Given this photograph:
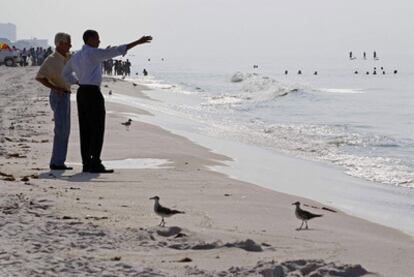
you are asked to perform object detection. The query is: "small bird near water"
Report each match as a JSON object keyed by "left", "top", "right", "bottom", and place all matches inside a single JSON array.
[
  {"left": 292, "top": 201, "right": 322, "bottom": 230},
  {"left": 121, "top": 119, "right": 132, "bottom": 126},
  {"left": 149, "top": 196, "right": 185, "bottom": 227}
]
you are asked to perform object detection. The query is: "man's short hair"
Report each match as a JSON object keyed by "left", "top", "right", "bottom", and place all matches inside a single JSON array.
[
  {"left": 54, "top": 32, "right": 71, "bottom": 47},
  {"left": 83, "top": 30, "right": 99, "bottom": 44}
]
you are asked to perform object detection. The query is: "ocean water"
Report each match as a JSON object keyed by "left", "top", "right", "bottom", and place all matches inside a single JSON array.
[
  {"left": 127, "top": 53, "right": 414, "bottom": 189},
  {"left": 102, "top": 52, "right": 414, "bottom": 234}
]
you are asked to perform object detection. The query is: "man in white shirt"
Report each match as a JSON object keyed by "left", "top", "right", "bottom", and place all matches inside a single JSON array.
[
  {"left": 63, "top": 30, "right": 152, "bottom": 173},
  {"left": 36, "top": 32, "right": 77, "bottom": 170}
]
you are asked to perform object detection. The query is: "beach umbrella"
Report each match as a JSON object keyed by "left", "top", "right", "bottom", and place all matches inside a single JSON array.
[{"left": 0, "top": 42, "right": 12, "bottom": 50}]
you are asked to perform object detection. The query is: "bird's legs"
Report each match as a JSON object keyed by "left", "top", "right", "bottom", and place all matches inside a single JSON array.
[
  {"left": 159, "top": 217, "right": 166, "bottom": 227},
  {"left": 296, "top": 221, "right": 304, "bottom": 231},
  {"left": 305, "top": 220, "right": 309, "bottom": 229}
]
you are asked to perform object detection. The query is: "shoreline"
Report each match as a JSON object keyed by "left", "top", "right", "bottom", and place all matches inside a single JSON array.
[
  {"left": 1, "top": 67, "right": 413, "bottom": 276},
  {"left": 106, "top": 75, "right": 414, "bottom": 237}
]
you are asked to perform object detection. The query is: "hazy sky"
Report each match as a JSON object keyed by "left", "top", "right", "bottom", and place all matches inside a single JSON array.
[{"left": 1, "top": 0, "right": 413, "bottom": 59}]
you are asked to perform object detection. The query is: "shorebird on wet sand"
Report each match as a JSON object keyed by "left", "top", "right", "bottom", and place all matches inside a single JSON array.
[
  {"left": 121, "top": 119, "right": 132, "bottom": 126},
  {"left": 292, "top": 201, "right": 322, "bottom": 231},
  {"left": 149, "top": 196, "right": 185, "bottom": 227}
]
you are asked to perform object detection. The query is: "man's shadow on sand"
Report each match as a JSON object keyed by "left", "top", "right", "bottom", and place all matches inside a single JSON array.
[
  {"left": 39, "top": 170, "right": 104, "bottom": 183},
  {"left": 39, "top": 169, "right": 135, "bottom": 183}
]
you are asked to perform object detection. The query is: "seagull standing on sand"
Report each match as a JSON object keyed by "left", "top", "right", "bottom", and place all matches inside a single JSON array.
[
  {"left": 149, "top": 196, "right": 185, "bottom": 227},
  {"left": 121, "top": 119, "right": 132, "bottom": 126},
  {"left": 292, "top": 201, "right": 322, "bottom": 230}
]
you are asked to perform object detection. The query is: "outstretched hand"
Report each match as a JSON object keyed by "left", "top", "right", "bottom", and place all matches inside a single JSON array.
[
  {"left": 138, "top": 36, "right": 153, "bottom": 44},
  {"left": 126, "top": 36, "right": 153, "bottom": 50}
]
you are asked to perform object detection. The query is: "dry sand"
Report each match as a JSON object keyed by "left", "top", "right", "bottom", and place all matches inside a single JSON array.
[{"left": 0, "top": 67, "right": 413, "bottom": 276}]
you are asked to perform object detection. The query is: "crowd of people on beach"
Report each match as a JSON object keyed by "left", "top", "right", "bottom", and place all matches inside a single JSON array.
[
  {"left": 2, "top": 44, "right": 139, "bottom": 77},
  {"left": 2, "top": 44, "right": 143, "bottom": 78},
  {"left": 26, "top": 47, "right": 53, "bottom": 66},
  {"left": 102, "top": 59, "right": 132, "bottom": 76},
  {"left": 6, "top": 46, "right": 53, "bottom": 66}
]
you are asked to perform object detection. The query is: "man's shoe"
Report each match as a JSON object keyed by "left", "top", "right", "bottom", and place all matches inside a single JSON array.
[
  {"left": 50, "top": 164, "right": 73, "bottom": 170},
  {"left": 89, "top": 164, "right": 114, "bottom": 174},
  {"left": 82, "top": 166, "right": 90, "bottom": 173}
]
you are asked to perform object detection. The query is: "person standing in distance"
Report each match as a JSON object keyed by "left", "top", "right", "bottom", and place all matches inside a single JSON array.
[
  {"left": 36, "top": 32, "right": 77, "bottom": 171},
  {"left": 63, "top": 30, "right": 152, "bottom": 173}
]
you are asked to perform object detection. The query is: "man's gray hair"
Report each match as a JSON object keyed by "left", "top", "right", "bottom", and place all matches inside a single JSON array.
[{"left": 54, "top": 32, "right": 71, "bottom": 47}]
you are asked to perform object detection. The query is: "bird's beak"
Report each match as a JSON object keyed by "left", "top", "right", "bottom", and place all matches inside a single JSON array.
[{"left": 149, "top": 197, "right": 154, "bottom": 200}]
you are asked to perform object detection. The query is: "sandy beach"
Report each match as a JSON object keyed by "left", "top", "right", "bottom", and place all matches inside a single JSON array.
[{"left": 1, "top": 66, "right": 413, "bottom": 276}]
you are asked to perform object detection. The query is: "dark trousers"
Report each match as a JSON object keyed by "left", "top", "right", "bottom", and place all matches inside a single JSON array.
[{"left": 77, "top": 85, "right": 105, "bottom": 169}]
